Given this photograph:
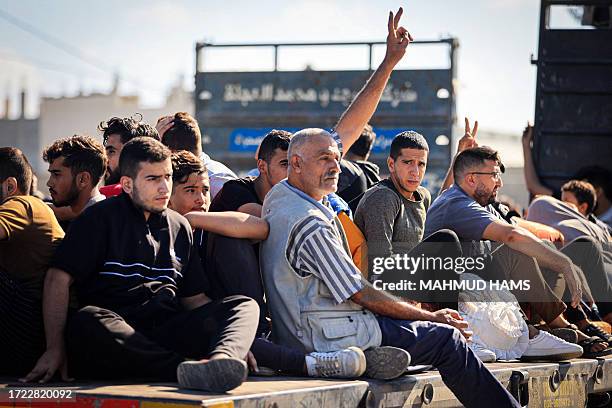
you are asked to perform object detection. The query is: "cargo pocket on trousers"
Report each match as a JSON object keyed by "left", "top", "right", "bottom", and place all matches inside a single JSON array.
[{"left": 307, "top": 315, "right": 359, "bottom": 352}]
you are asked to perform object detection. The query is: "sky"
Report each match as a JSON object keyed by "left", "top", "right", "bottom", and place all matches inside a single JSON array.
[{"left": 0, "top": 0, "right": 580, "bottom": 134}]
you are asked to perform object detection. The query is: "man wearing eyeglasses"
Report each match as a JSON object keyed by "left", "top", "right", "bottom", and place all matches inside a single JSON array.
[{"left": 425, "top": 125, "right": 609, "bottom": 359}]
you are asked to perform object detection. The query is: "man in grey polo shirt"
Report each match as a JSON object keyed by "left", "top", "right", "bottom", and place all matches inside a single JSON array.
[{"left": 425, "top": 144, "right": 608, "bottom": 358}]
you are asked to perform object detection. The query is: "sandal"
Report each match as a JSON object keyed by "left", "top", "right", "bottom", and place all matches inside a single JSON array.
[
  {"left": 582, "top": 323, "right": 612, "bottom": 344},
  {"left": 578, "top": 337, "right": 612, "bottom": 358}
]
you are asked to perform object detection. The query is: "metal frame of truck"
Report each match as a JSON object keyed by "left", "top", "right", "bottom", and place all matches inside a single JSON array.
[
  {"left": 532, "top": 0, "right": 612, "bottom": 192},
  {"left": 194, "top": 39, "right": 458, "bottom": 188}
]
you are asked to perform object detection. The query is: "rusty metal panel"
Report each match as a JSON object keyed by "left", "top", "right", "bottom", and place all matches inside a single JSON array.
[{"left": 201, "top": 382, "right": 368, "bottom": 408}]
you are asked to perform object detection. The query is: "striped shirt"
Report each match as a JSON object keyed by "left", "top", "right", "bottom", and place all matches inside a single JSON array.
[
  {"left": 331, "top": 131, "right": 343, "bottom": 157},
  {"left": 282, "top": 181, "right": 363, "bottom": 304}
]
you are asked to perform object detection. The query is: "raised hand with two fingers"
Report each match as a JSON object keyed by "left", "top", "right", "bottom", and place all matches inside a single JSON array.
[
  {"left": 383, "top": 7, "right": 413, "bottom": 67},
  {"left": 458, "top": 117, "right": 479, "bottom": 153}
]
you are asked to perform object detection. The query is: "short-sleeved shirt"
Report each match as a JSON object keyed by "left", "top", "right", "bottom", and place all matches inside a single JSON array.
[
  {"left": 209, "top": 177, "right": 260, "bottom": 212},
  {"left": 353, "top": 160, "right": 381, "bottom": 188},
  {"left": 526, "top": 196, "right": 612, "bottom": 244},
  {"left": 337, "top": 160, "right": 368, "bottom": 213},
  {"left": 283, "top": 181, "right": 363, "bottom": 304},
  {"left": 51, "top": 193, "right": 208, "bottom": 311},
  {"left": 0, "top": 195, "right": 64, "bottom": 298},
  {"left": 200, "top": 152, "right": 238, "bottom": 199},
  {"left": 425, "top": 184, "right": 510, "bottom": 258},
  {"left": 355, "top": 181, "right": 430, "bottom": 257},
  {"left": 591, "top": 214, "right": 612, "bottom": 235}
]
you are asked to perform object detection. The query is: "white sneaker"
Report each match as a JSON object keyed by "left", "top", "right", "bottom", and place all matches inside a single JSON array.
[
  {"left": 522, "top": 330, "right": 583, "bottom": 361},
  {"left": 305, "top": 346, "right": 366, "bottom": 378},
  {"left": 470, "top": 343, "right": 497, "bottom": 363}
]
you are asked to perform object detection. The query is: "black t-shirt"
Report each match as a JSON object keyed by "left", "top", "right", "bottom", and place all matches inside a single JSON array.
[
  {"left": 51, "top": 193, "right": 208, "bottom": 311},
  {"left": 338, "top": 159, "right": 369, "bottom": 214},
  {"left": 354, "top": 160, "right": 381, "bottom": 189},
  {"left": 207, "top": 177, "right": 262, "bottom": 267},
  {"left": 194, "top": 228, "right": 208, "bottom": 268},
  {"left": 209, "top": 177, "right": 261, "bottom": 212}
]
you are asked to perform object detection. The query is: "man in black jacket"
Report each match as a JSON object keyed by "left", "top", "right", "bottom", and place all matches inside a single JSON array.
[{"left": 23, "top": 138, "right": 258, "bottom": 393}]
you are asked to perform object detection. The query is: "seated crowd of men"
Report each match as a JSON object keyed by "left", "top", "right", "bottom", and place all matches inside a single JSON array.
[{"left": 2, "top": 8, "right": 612, "bottom": 408}]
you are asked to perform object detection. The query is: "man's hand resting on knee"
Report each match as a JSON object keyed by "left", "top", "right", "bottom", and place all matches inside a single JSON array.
[
  {"left": 431, "top": 309, "right": 472, "bottom": 341},
  {"left": 351, "top": 285, "right": 473, "bottom": 340}
]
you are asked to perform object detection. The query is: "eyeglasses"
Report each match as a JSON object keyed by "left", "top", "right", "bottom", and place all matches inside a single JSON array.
[{"left": 469, "top": 171, "right": 503, "bottom": 181}]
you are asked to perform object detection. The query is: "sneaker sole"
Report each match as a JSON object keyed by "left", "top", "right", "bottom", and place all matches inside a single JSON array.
[
  {"left": 177, "top": 358, "right": 247, "bottom": 393},
  {"left": 364, "top": 346, "right": 411, "bottom": 380},
  {"left": 521, "top": 350, "right": 583, "bottom": 362}
]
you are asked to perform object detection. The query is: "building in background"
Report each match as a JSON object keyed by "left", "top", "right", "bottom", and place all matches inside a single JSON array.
[
  {"left": 38, "top": 79, "right": 193, "bottom": 174},
  {"left": 0, "top": 78, "right": 193, "bottom": 182},
  {"left": 0, "top": 89, "right": 40, "bottom": 176}
]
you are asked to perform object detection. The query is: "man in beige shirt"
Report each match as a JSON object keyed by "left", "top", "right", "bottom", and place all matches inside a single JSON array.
[{"left": 0, "top": 147, "right": 64, "bottom": 376}]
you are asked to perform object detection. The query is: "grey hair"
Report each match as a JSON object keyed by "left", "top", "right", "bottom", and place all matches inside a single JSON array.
[{"left": 287, "top": 128, "right": 333, "bottom": 159}]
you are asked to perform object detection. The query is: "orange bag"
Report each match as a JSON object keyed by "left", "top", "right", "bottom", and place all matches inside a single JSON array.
[{"left": 337, "top": 211, "right": 369, "bottom": 279}]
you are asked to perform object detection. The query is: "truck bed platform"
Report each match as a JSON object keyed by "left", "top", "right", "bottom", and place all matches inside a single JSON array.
[{"left": 3, "top": 356, "right": 612, "bottom": 407}]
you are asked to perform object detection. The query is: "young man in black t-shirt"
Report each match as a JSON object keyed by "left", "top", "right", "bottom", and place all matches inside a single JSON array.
[
  {"left": 210, "top": 130, "right": 290, "bottom": 216},
  {"left": 23, "top": 138, "right": 259, "bottom": 393}
]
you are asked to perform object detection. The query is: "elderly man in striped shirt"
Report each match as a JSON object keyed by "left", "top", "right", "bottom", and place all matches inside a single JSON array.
[{"left": 260, "top": 129, "right": 520, "bottom": 408}]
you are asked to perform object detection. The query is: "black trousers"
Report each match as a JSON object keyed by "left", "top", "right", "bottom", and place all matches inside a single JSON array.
[
  {"left": 378, "top": 317, "right": 520, "bottom": 407},
  {"left": 206, "top": 234, "right": 306, "bottom": 374},
  {"left": 0, "top": 270, "right": 45, "bottom": 377},
  {"left": 65, "top": 295, "right": 258, "bottom": 381},
  {"left": 206, "top": 234, "right": 269, "bottom": 334}
]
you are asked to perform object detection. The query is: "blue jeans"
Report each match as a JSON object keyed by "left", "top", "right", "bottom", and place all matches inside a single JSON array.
[{"left": 377, "top": 316, "right": 520, "bottom": 408}]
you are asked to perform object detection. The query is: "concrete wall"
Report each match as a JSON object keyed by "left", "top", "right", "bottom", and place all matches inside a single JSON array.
[{"left": 0, "top": 118, "right": 41, "bottom": 174}]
